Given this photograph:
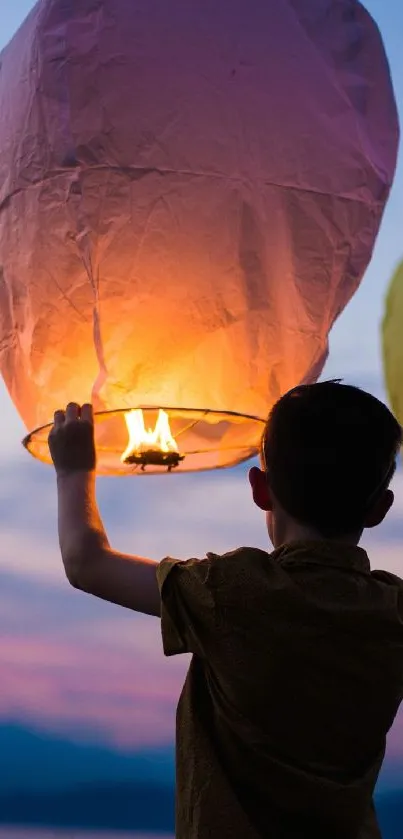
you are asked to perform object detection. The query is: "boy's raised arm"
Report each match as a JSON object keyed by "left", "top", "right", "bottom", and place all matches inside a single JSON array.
[{"left": 49, "top": 403, "right": 161, "bottom": 617}]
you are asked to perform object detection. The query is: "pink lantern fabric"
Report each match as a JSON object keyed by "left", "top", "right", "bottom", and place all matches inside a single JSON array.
[{"left": 0, "top": 0, "right": 399, "bottom": 473}]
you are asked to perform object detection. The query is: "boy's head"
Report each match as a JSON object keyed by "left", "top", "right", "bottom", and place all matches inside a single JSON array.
[{"left": 249, "top": 380, "right": 402, "bottom": 547}]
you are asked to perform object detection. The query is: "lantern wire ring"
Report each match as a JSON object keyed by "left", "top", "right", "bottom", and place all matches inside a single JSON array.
[{"left": 22, "top": 406, "right": 266, "bottom": 473}]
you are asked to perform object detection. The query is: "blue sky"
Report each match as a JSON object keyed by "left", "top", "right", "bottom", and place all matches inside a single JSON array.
[{"left": 0, "top": 0, "right": 402, "bottom": 797}]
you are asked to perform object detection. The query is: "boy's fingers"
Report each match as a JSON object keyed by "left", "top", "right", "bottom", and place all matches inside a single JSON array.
[
  {"left": 53, "top": 409, "right": 65, "bottom": 428},
  {"left": 65, "top": 402, "right": 80, "bottom": 423},
  {"left": 80, "top": 403, "right": 94, "bottom": 424},
  {"left": 248, "top": 466, "right": 260, "bottom": 485}
]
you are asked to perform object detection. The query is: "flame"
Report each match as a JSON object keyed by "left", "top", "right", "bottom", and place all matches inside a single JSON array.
[{"left": 121, "top": 408, "right": 178, "bottom": 462}]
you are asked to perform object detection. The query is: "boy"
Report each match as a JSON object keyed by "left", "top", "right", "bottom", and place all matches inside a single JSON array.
[{"left": 49, "top": 381, "right": 403, "bottom": 839}]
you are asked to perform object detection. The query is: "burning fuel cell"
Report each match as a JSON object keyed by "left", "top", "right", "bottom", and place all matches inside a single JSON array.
[{"left": 121, "top": 409, "right": 184, "bottom": 471}]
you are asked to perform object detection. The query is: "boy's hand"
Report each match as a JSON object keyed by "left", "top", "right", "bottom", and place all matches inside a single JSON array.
[{"left": 48, "top": 402, "right": 96, "bottom": 475}]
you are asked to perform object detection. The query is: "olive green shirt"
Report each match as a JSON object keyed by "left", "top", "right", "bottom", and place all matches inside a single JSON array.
[{"left": 157, "top": 542, "right": 403, "bottom": 838}]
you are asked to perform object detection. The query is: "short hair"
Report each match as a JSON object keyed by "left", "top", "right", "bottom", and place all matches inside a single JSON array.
[{"left": 262, "top": 380, "right": 402, "bottom": 538}]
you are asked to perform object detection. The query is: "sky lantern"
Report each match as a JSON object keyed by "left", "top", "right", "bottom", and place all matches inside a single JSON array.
[
  {"left": 0, "top": 0, "right": 398, "bottom": 476},
  {"left": 382, "top": 261, "right": 403, "bottom": 428}
]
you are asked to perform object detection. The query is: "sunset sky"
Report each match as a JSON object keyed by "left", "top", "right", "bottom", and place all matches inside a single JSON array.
[{"left": 0, "top": 0, "right": 402, "bottom": 800}]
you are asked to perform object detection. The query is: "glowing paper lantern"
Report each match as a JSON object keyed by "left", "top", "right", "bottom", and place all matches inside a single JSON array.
[
  {"left": 382, "top": 261, "right": 403, "bottom": 427},
  {"left": 0, "top": 0, "right": 398, "bottom": 475}
]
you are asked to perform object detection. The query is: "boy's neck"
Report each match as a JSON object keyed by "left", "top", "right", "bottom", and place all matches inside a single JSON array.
[{"left": 275, "top": 519, "right": 361, "bottom": 549}]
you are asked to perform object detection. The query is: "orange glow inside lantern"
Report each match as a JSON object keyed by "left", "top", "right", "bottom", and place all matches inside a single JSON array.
[{"left": 22, "top": 406, "right": 265, "bottom": 476}]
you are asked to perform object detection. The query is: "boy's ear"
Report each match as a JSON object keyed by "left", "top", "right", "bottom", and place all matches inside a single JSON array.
[
  {"left": 249, "top": 466, "right": 273, "bottom": 512},
  {"left": 364, "top": 489, "right": 394, "bottom": 529}
]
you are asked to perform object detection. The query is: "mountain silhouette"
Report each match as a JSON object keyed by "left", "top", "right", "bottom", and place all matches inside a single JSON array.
[
  {"left": 0, "top": 722, "right": 174, "bottom": 791},
  {"left": 0, "top": 722, "right": 401, "bottom": 836},
  {"left": 0, "top": 781, "right": 175, "bottom": 832}
]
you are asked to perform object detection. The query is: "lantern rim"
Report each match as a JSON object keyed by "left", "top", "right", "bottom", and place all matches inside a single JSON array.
[{"left": 22, "top": 405, "right": 266, "bottom": 476}]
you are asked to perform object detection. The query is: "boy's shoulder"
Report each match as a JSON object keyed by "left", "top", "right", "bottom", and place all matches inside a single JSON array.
[
  {"left": 370, "top": 566, "right": 403, "bottom": 589},
  {"left": 203, "top": 546, "right": 285, "bottom": 589},
  {"left": 207, "top": 546, "right": 271, "bottom": 563},
  {"left": 206, "top": 546, "right": 275, "bottom": 575}
]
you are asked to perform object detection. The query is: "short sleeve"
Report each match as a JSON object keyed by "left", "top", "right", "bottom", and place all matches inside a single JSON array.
[{"left": 156, "top": 554, "right": 218, "bottom": 657}]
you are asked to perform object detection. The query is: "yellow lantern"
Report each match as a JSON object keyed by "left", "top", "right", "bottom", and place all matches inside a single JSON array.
[
  {"left": 0, "top": 0, "right": 398, "bottom": 475},
  {"left": 382, "top": 261, "right": 403, "bottom": 427}
]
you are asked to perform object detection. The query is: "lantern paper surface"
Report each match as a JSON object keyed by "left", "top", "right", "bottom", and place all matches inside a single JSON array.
[
  {"left": 383, "top": 261, "right": 403, "bottom": 427},
  {"left": 0, "top": 0, "right": 399, "bottom": 473}
]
